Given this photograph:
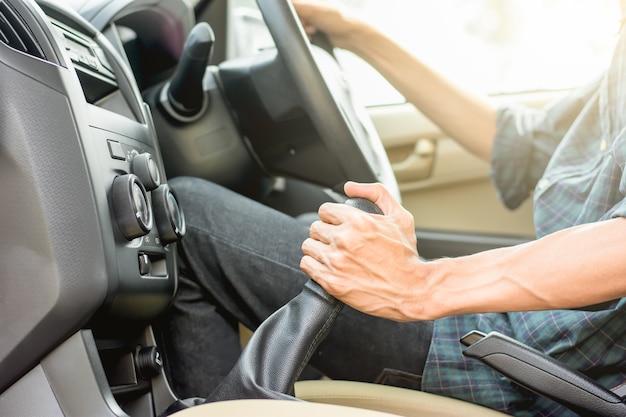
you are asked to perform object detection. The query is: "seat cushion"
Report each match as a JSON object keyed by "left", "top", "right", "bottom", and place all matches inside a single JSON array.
[
  {"left": 295, "top": 380, "right": 510, "bottom": 416},
  {"left": 170, "top": 399, "right": 401, "bottom": 416}
]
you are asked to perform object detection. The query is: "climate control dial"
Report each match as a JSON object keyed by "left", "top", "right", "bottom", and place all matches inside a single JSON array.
[
  {"left": 151, "top": 184, "right": 186, "bottom": 245},
  {"left": 132, "top": 153, "right": 161, "bottom": 191},
  {"left": 111, "top": 174, "right": 153, "bottom": 240}
]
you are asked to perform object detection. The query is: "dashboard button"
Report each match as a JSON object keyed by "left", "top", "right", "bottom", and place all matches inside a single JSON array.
[
  {"left": 138, "top": 253, "right": 151, "bottom": 275},
  {"left": 107, "top": 139, "right": 126, "bottom": 160}
]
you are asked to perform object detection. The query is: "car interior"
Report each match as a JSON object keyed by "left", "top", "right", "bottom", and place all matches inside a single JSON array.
[{"left": 1, "top": 0, "right": 625, "bottom": 416}]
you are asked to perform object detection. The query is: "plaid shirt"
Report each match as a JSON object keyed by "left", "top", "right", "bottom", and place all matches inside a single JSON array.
[{"left": 421, "top": 27, "right": 626, "bottom": 416}]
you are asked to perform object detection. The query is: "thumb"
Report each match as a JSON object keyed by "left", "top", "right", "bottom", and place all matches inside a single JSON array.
[{"left": 343, "top": 182, "right": 401, "bottom": 216}]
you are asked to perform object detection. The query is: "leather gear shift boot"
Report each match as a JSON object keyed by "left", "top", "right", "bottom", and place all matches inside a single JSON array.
[{"left": 205, "top": 279, "right": 343, "bottom": 402}]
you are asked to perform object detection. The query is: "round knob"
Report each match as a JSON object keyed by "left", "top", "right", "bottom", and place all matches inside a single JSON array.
[
  {"left": 131, "top": 153, "right": 160, "bottom": 191},
  {"left": 134, "top": 346, "right": 163, "bottom": 380},
  {"left": 151, "top": 184, "right": 186, "bottom": 245},
  {"left": 111, "top": 174, "right": 153, "bottom": 240},
  {"left": 345, "top": 197, "right": 383, "bottom": 215}
]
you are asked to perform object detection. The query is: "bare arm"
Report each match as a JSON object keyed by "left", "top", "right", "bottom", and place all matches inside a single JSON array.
[
  {"left": 292, "top": 0, "right": 497, "bottom": 160},
  {"left": 426, "top": 218, "right": 625, "bottom": 318},
  {"left": 300, "top": 182, "right": 626, "bottom": 321}
]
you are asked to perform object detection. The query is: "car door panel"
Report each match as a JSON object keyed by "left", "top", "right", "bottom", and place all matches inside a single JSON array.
[{"left": 369, "top": 91, "right": 567, "bottom": 241}]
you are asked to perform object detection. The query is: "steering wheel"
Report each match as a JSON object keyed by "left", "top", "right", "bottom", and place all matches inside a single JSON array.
[{"left": 254, "top": 0, "right": 400, "bottom": 200}]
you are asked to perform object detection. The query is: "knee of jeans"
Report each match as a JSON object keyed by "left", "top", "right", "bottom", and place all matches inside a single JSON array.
[
  {"left": 168, "top": 176, "right": 211, "bottom": 196},
  {"left": 168, "top": 177, "right": 228, "bottom": 221}
]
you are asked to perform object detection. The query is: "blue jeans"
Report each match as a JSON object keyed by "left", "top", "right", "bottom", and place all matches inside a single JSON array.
[{"left": 158, "top": 177, "right": 433, "bottom": 399}]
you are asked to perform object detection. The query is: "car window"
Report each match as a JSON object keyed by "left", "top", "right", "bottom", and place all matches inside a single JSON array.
[{"left": 227, "top": 0, "right": 621, "bottom": 106}]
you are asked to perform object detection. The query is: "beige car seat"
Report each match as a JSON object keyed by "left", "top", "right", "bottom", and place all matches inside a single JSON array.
[
  {"left": 171, "top": 380, "right": 509, "bottom": 417},
  {"left": 171, "top": 398, "right": 400, "bottom": 416},
  {"left": 295, "top": 380, "right": 509, "bottom": 416}
]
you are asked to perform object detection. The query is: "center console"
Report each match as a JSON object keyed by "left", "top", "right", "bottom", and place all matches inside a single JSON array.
[
  {"left": 0, "top": 0, "right": 187, "bottom": 415},
  {"left": 42, "top": 2, "right": 185, "bottom": 320}
]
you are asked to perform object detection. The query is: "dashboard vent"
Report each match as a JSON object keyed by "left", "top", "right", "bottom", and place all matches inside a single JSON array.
[{"left": 0, "top": 0, "right": 45, "bottom": 59}]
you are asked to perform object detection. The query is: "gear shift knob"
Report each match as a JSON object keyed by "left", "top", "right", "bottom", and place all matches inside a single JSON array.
[
  {"left": 345, "top": 197, "right": 383, "bottom": 215},
  {"left": 166, "top": 22, "right": 214, "bottom": 118}
]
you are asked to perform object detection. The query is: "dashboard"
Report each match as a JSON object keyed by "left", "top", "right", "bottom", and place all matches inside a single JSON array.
[{"left": 0, "top": 0, "right": 193, "bottom": 414}]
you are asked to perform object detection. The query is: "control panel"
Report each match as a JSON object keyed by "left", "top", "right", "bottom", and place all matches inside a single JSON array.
[
  {"left": 83, "top": 114, "right": 185, "bottom": 319},
  {"left": 33, "top": 0, "right": 186, "bottom": 321},
  {"left": 107, "top": 141, "right": 185, "bottom": 245}
]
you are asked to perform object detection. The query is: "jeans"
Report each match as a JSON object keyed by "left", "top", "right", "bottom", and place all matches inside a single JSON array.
[{"left": 157, "top": 177, "right": 433, "bottom": 399}]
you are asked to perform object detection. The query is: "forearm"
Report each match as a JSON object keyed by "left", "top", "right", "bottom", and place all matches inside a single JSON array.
[
  {"left": 342, "top": 22, "right": 497, "bottom": 161},
  {"left": 417, "top": 218, "right": 626, "bottom": 320}
]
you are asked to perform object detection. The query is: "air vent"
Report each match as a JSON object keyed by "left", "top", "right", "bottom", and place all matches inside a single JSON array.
[{"left": 0, "top": 0, "right": 45, "bottom": 59}]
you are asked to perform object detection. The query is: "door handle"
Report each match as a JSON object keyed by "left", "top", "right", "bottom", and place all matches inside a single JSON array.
[{"left": 391, "top": 138, "right": 435, "bottom": 182}]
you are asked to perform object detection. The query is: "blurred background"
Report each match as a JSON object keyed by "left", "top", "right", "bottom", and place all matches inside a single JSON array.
[{"left": 227, "top": 0, "right": 620, "bottom": 105}]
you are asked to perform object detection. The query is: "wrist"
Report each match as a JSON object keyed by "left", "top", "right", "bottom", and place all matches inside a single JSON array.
[
  {"left": 335, "top": 16, "right": 380, "bottom": 52},
  {"left": 401, "top": 257, "right": 445, "bottom": 321},
  {"left": 406, "top": 256, "right": 481, "bottom": 321},
  {"left": 417, "top": 248, "right": 519, "bottom": 320}
]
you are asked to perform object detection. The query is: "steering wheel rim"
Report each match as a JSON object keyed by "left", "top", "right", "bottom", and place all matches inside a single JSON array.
[{"left": 255, "top": 0, "right": 400, "bottom": 201}]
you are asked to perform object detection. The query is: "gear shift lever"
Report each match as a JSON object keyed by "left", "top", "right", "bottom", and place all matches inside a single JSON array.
[
  {"left": 204, "top": 198, "right": 383, "bottom": 402},
  {"left": 162, "top": 22, "right": 214, "bottom": 120}
]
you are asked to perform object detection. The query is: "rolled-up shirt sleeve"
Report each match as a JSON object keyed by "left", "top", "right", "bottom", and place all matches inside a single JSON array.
[
  {"left": 489, "top": 78, "right": 601, "bottom": 210},
  {"left": 607, "top": 129, "right": 626, "bottom": 220}
]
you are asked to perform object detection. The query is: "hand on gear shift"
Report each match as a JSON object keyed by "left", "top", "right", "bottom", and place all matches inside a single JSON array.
[{"left": 204, "top": 198, "right": 383, "bottom": 403}]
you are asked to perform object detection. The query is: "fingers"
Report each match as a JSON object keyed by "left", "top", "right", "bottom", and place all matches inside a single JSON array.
[
  {"left": 343, "top": 182, "right": 398, "bottom": 214},
  {"left": 291, "top": 0, "right": 352, "bottom": 49},
  {"left": 313, "top": 183, "right": 396, "bottom": 228},
  {"left": 306, "top": 218, "right": 353, "bottom": 253},
  {"left": 343, "top": 182, "right": 415, "bottom": 233},
  {"left": 302, "top": 220, "right": 345, "bottom": 280},
  {"left": 300, "top": 238, "right": 340, "bottom": 293},
  {"left": 308, "top": 219, "right": 333, "bottom": 243},
  {"left": 316, "top": 201, "right": 354, "bottom": 225},
  {"left": 301, "top": 236, "right": 325, "bottom": 261},
  {"left": 291, "top": 0, "right": 323, "bottom": 24},
  {"left": 300, "top": 237, "right": 334, "bottom": 284},
  {"left": 302, "top": 24, "right": 318, "bottom": 36},
  {"left": 291, "top": 0, "right": 317, "bottom": 36},
  {"left": 299, "top": 254, "right": 317, "bottom": 279},
  {"left": 299, "top": 252, "right": 327, "bottom": 287}
]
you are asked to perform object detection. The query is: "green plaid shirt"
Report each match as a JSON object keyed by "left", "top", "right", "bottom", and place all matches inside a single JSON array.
[{"left": 421, "top": 28, "right": 626, "bottom": 416}]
